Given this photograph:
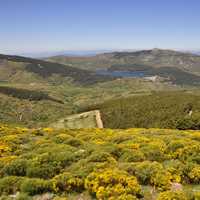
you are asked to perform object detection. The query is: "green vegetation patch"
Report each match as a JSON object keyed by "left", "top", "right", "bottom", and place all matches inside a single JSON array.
[
  {"left": 0, "top": 86, "right": 63, "bottom": 103},
  {"left": 83, "top": 91, "right": 200, "bottom": 129}
]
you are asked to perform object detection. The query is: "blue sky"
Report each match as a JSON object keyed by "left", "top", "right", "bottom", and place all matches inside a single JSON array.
[{"left": 0, "top": 0, "right": 200, "bottom": 54}]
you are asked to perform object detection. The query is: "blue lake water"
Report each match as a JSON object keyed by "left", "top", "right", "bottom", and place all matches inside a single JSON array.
[{"left": 96, "top": 70, "right": 146, "bottom": 77}]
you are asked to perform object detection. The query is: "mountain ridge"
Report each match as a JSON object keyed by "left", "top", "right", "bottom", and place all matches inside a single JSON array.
[
  {"left": 47, "top": 48, "right": 200, "bottom": 73},
  {"left": 0, "top": 53, "right": 114, "bottom": 85},
  {"left": 46, "top": 49, "right": 200, "bottom": 86}
]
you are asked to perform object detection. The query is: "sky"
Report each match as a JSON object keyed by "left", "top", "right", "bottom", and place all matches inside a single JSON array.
[{"left": 0, "top": 0, "right": 200, "bottom": 54}]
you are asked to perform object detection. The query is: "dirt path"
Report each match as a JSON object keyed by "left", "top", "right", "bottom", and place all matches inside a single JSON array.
[{"left": 95, "top": 110, "right": 104, "bottom": 128}]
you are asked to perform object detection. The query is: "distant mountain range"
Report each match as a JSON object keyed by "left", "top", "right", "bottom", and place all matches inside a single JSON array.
[
  {"left": 16, "top": 48, "right": 200, "bottom": 58},
  {"left": 18, "top": 50, "right": 117, "bottom": 58}
]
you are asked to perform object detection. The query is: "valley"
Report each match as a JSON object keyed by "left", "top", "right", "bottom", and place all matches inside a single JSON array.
[{"left": 0, "top": 51, "right": 185, "bottom": 127}]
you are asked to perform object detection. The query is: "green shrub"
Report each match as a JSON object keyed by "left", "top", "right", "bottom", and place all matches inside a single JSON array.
[
  {"left": 3, "top": 159, "right": 28, "bottom": 176},
  {"left": 26, "top": 164, "right": 60, "bottom": 179},
  {"left": 67, "top": 159, "right": 110, "bottom": 179},
  {"left": 176, "top": 114, "right": 200, "bottom": 130},
  {"left": 26, "top": 152, "right": 65, "bottom": 179},
  {"left": 119, "top": 149, "right": 145, "bottom": 162},
  {"left": 20, "top": 178, "right": 52, "bottom": 195},
  {"left": 34, "top": 148, "right": 77, "bottom": 167},
  {"left": 64, "top": 138, "right": 83, "bottom": 147},
  {"left": 134, "top": 161, "right": 163, "bottom": 185},
  {"left": 87, "top": 151, "right": 116, "bottom": 163},
  {"left": 141, "top": 143, "right": 166, "bottom": 162},
  {"left": 0, "top": 176, "right": 24, "bottom": 195},
  {"left": 97, "top": 143, "right": 122, "bottom": 158}
]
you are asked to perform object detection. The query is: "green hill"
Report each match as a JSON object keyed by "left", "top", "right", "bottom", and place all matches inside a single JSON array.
[
  {"left": 82, "top": 91, "right": 200, "bottom": 129},
  {"left": 0, "top": 54, "right": 114, "bottom": 85},
  {"left": 47, "top": 49, "right": 200, "bottom": 86}
]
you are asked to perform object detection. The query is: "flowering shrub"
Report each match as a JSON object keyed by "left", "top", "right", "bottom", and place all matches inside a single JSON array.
[
  {"left": 85, "top": 168, "right": 141, "bottom": 199},
  {"left": 52, "top": 172, "right": 84, "bottom": 192},
  {"left": 0, "top": 125, "right": 199, "bottom": 198},
  {"left": 150, "top": 171, "right": 172, "bottom": 191},
  {"left": 188, "top": 166, "right": 200, "bottom": 184}
]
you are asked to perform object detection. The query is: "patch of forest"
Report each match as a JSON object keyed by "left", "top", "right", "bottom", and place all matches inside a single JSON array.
[
  {"left": 82, "top": 92, "right": 200, "bottom": 129},
  {"left": 0, "top": 86, "right": 63, "bottom": 103}
]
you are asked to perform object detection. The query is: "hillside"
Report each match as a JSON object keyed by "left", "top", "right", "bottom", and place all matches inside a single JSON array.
[
  {"left": 47, "top": 49, "right": 200, "bottom": 86},
  {"left": 0, "top": 125, "right": 199, "bottom": 199},
  {"left": 0, "top": 79, "right": 180, "bottom": 127},
  {"left": 109, "top": 49, "right": 200, "bottom": 74},
  {"left": 82, "top": 91, "right": 200, "bottom": 129},
  {"left": 0, "top": 54, "right": 115, "bottom": 127},
  {"left": 48, "top": 49, "right": 200, "bottom": 73},
  {"left": 0, "top": 54, "right": 114, "bottom": 85},
  {"left": 0, "top": 52, "right": 183, "bottom": 127}
]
